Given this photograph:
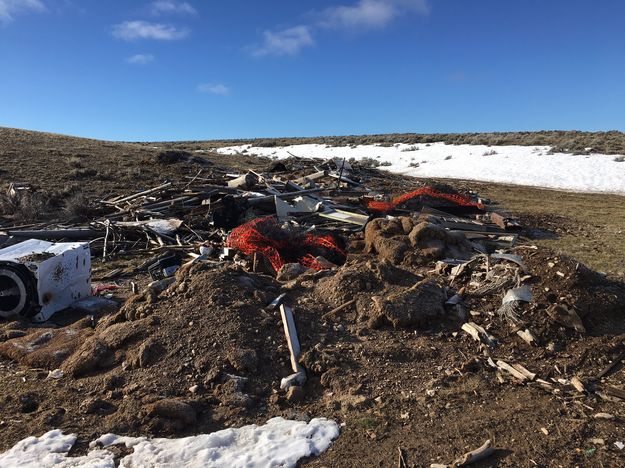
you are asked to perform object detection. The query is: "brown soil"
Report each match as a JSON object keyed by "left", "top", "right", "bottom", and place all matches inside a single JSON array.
[{"left": 0, "top": 128, "right": 624, "bottom": 467}]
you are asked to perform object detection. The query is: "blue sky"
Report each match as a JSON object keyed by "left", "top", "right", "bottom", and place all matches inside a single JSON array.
[{"left": 0, "top": 0, "right": 623, "bottom": 141}]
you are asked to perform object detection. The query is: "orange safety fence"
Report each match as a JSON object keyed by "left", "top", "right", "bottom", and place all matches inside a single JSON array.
[
  {"left": 227, "top": 216, "right": 346, "bottom": 272},
  {"left": 366, "top": 186, "right": 484, "bottom": 213}
]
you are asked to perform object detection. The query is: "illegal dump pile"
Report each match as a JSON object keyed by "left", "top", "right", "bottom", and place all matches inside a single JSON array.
[{"left": 0, "top": 154, "right": 624, "bottom": 466}]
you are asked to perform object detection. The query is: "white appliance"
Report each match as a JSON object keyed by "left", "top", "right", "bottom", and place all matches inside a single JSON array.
[{"left": 0, "top": 239, "right": 91, "bottom": 322}]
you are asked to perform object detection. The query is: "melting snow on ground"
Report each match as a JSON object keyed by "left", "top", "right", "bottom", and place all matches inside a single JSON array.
[
  {"left": 0, "top": 417, "right": 339, "bottom": 468},
  {"left": 216, "top": 143, "right": 625, "bottom": 194}
]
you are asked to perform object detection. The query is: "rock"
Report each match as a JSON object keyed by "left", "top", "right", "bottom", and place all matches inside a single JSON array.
[
  {"left": 203, "top": 367, "right": 221, "bottom": 386},
  {"left": 103, "top": 374, "right": 125, "bottom": 391},
  {"left": 189, "top": 385, "right": 199, "bottom": 394},
  {"left": 19, "top": 393, "right": 38, "bottom": 413},
  {"left": 276, "top": 263, "right": 310, "bottom": 282},
  {"left": 285, "top": 386, "right": 305, "bottom": 403},
  {"left": 41, "top": 407, "right": 65, "bottom": 426},
  {"left": 79, "top": 397, "right": 117, "bottom": 415},
  {"left": 227, "top": 348, "right": 258, "bottom": 374},
  {"left": 214, "top": 377, "right": 253, "bottom": 408},
  {"left": 335, "top": 394, "right": 370, "bottom": 411},
  {"left": 129, "top": 339, "right": 164, "bottom": 369},
  {"left": 147, "top": 399, "right": 196, "bottom": 424}
]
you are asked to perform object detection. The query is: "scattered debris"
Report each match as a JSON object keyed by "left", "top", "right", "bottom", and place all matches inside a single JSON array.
[{"left": 0, "top": 152, "right": 624, "bottom": 466}]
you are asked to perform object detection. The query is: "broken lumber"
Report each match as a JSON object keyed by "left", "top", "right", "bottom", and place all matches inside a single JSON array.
[
  {"left": 103, "top": 182, "right": 172, "bottom": 205},
  {"left": 454, "top": 439, "right": 494, "bottom": 466},
  {"left": 497, "top": 360, "right": 529, "bottom": 381},
  {"left": 322, "top": 299, "right": 356, "bottom": 319},
  {"left": 461, "top": 322, "right": 497, "bottom": 347},
  {"left": 279, "top": 304, "right": 306, "bottom": 390}
]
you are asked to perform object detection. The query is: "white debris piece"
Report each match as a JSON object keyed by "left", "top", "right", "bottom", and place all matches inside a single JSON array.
[
  {"left": 216, "top": 143, "right": 625, "bottom": 194},
  {"left": 0, "top": 239, "right": 91, "bottom": 322},
  {"left": 0, "top": 418, "right": 340, "bottom": 468}
]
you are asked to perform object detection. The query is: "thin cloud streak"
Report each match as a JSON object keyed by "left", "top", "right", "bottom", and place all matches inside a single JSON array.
[
  {"left": 197, "top": 83, "right": 231, "bottom": 96},
  {"left": 126, "top": 53, "right": 155, "bottom": 65},
  {"left": 112, "top": 20, "right": 189, "bottom": 41},
  {"left": 150, "top": 1, "right": 197, "bottom": 16}
]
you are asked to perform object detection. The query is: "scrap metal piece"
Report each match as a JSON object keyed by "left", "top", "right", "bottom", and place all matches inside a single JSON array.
[
  {"left": 491, "top": 253, "right": 527, "bottom": 272},
  {"left": 502, "top": 285, "right": 533, "bottom": 304},
  {"left": 319, "top": 208, "right": 370, "bottom": 226},
  {"left": 490, "top": 211, "right": 522, "bottom": 230}
]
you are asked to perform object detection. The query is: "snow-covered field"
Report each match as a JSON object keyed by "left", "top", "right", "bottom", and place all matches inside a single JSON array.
[
  {"left": 0, "top": 417, "right": 339, "bottom": 468},
  {"left": 215, "top": 143, "right": 625, "bottom": 194}
]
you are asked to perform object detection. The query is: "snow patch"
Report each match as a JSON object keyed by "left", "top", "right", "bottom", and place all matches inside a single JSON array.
[
  {"left": 0, "top": 417, "right": 339, "bottom": 468},
  {"left": 216, "top": 143, "right": 625, "bottom": 194}
]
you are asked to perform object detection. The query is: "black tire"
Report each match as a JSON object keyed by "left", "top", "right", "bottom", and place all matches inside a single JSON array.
[{"left": 0, "top": 263, "right": 37, "bottom": 319}]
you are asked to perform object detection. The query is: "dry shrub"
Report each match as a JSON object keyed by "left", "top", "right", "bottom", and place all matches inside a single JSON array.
[
  {"left": 69, "top": 168, "right": 98, "bottom": 179},
  {"left": 62, "top": 191, "right": 96, "bottom": 221},
  {"left": 0, "top": 191, "right": 48, "bottom": 223},
  {"left": 155, "top": 150, "right": 190, "bottom": 164},
  {"left": 66, "top": 156, "right": 83, "bottom": 168}
]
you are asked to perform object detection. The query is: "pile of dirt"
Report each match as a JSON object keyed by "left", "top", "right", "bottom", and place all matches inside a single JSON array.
[
  {"left": 0, "top": 245, "right": 625, "bottom": 466},
  {"left": 313, "top": 257, "right": 420, "bottom": 306},
  {"left": 364, "top": 217, "right": 473, "bottom": 265}
]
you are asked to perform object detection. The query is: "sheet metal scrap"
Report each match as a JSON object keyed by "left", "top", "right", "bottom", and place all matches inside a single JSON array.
[{"left": 490, "top": 211, "right": 522, "bottom": 230}]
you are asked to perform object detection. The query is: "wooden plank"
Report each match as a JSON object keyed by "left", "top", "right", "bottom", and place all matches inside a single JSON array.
[
  {"left": 102, "top": 182, "right": 172, "bottom": 205},
  {"left": 280, "top": 304, "right": 303, "bottom": 374}
]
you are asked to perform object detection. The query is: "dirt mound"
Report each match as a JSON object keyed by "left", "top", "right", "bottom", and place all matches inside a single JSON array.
[
  {"left": 313, "top": 257, "right": 421, "bottom": 307},
  {"left": 369, "top": 279, "right": 447, "bottom": 328},
  {"left": 0, "top": 318, "right": 92, "bottom": 369},
  {"left": 364, "top": 217, "right": 473, "bottom": 265}
]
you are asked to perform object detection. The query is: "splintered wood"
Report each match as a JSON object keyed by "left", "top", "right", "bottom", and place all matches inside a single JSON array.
[{"left": 461, "top": 322, "right": 497, "bottom": 347}]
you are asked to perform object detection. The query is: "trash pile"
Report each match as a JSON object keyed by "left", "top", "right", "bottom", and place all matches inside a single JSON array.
[{"left": 0, "top": 154, "right": 624, "bottom": 466}]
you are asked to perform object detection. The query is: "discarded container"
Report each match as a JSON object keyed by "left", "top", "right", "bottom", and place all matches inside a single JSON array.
[
  {"left": 0, "top": 239, "right": 91, "bottom": 322},
  {"left": 148, "top": 253, "right": 181, "bottom": 280}
]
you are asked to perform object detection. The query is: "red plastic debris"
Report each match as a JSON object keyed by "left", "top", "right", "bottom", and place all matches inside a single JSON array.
[
  {"left": 366, "top": 186, "right": 484, "bottom": 213},
  {"left": 227, "top": 216, "right": 346, "bottom": 272},
  {"left": 92, "top": 283, "right": 119, "bottom": 295}
]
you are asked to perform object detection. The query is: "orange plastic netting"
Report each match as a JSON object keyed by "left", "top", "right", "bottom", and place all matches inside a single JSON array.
[
  {"left": 227, "top": 216, "right": 346, "bottom": 272},
  {"left": 366, "top": 186, "right": 483, "bottom": 213}
]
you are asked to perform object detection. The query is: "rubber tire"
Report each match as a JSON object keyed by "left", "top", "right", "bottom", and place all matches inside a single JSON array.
[{"left": 0, "top": 263, "right": 37, "bottom": 319}]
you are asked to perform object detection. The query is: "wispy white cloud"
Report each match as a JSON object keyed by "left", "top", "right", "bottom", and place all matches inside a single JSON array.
[
  {"left": 317, "top": 0, "right": 429, "bottom": 31},
  {"left": 0, "top": 0, "right": 46, "bottom": 24},
  {"left": 250, "top": 25, "right": 314, "bottom": 57},
  {"left": 197, "top": 83, "right": 231, "bottom": 96},
  {"left": 150, "top": 0, "right": 196, "bottom": 16},
  {"left": 112, "top": 20, "right": 188, "bottom": 41},
  {"left": 126, "top": 53, "right": 155, "bottom": 65},
  {"left": 249, "top": 0, "right": 428, "bottom": 57}
]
